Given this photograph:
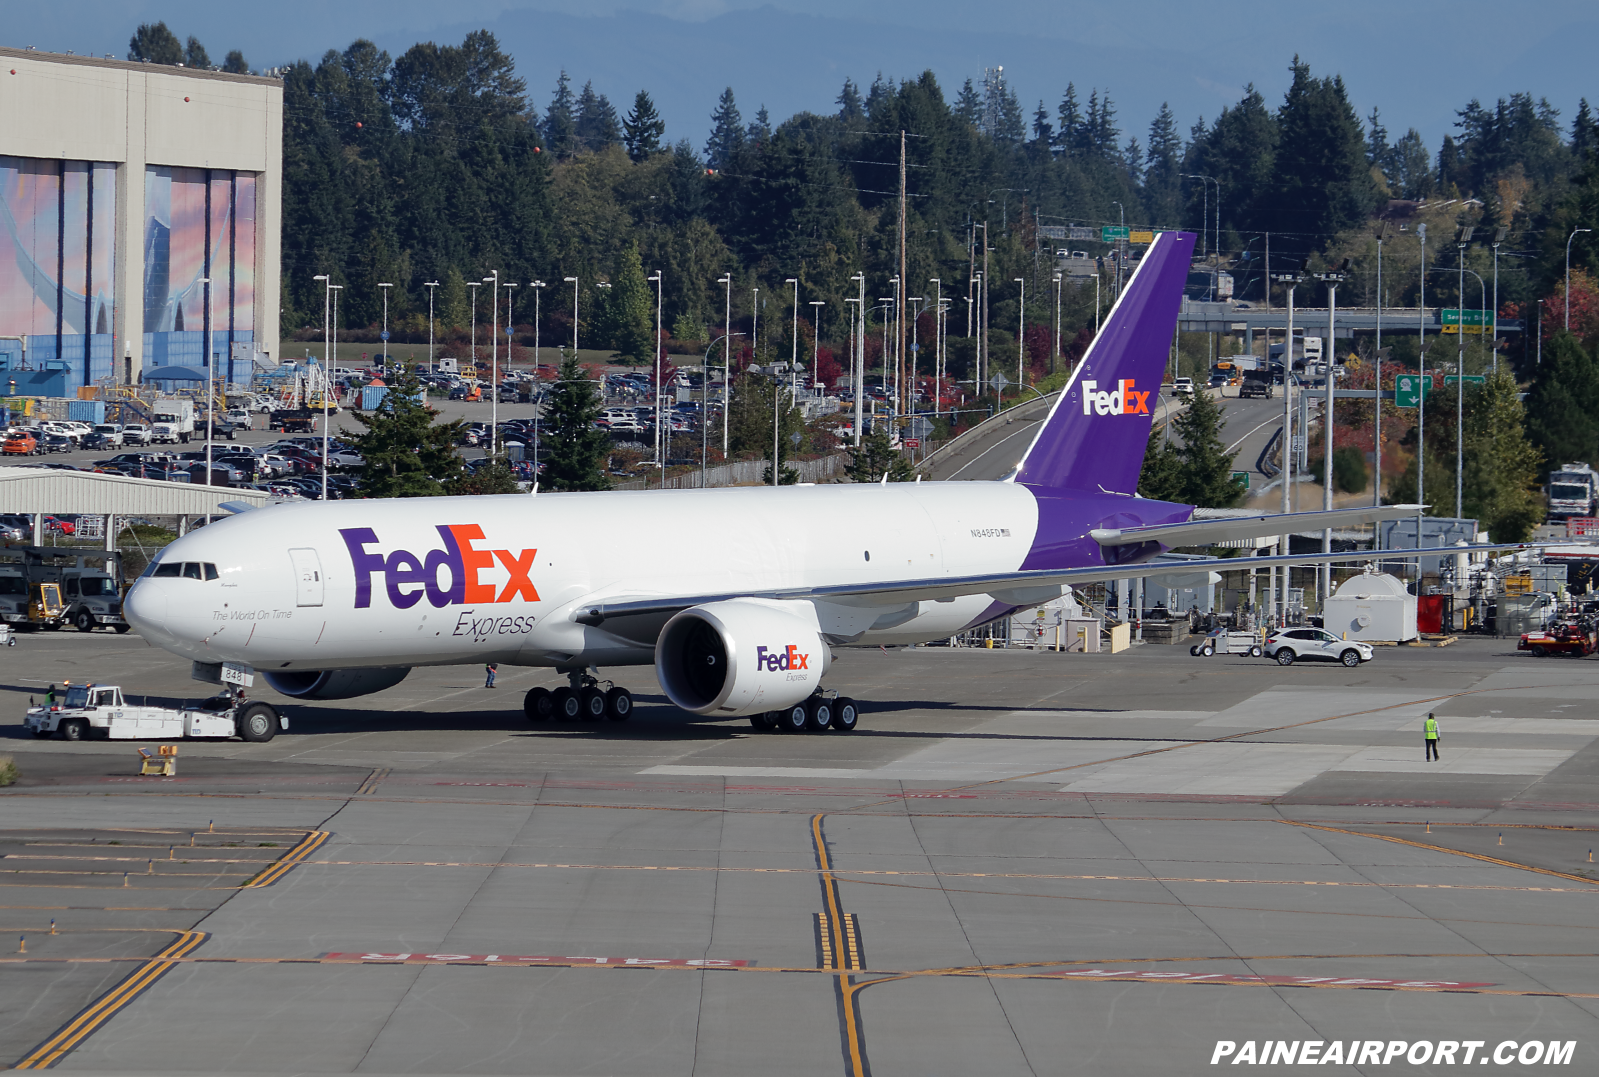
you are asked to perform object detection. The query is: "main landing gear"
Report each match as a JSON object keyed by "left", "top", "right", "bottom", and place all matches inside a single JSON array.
[
  {"left": 525, "top": 668, "right": 632, "bottom": 724},
  {"left": 749, "top": 691, "right": 859, "bottom": 734}
]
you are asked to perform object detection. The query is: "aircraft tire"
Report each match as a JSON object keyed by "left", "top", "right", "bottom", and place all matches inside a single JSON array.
[
  {"left": 552, "top": 687, "right": 580, "bottom": 720},
  {"left": 804, "top": 697, "right": 831, "bottom": 731},
  {"left": 605, "top": 687, "right": 633, "bottom": 721},
  {"left": 776, "top": 704, "right": 808, "bottom": 733},
  {"left": 831, "top": 698, "right": 859, "bottom": 732},
  {"left": 749, "top": 712, "right": 776, "bottom": 730},
  {"left": 579, "top": 687, "right": 607, "bottom": 721},
  {"left": 524, "top": 686, "right": 551, "bottom": 721},
  {"left": 237, "top": 703, "right": 279, "bottom": 743}
]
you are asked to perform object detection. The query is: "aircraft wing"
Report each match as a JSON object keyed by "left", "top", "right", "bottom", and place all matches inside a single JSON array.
[
  {"left": 1089, "top": 505, "right": 1426, "bottom": 548},
  {"left": 572, "top": 542, "right": 1534, "bottom": 625}
]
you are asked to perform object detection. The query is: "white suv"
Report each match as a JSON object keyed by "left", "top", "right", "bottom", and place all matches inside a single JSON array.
[
  {"left": 1264, "top": 628, "right": 1373, "bottom": 667},
  {"left": 122, "top": 423, "right": 152, "bottom": 445}
]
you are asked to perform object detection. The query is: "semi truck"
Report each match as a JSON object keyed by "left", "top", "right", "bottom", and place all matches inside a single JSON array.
[{"left": 1546, "top": 463, "right": 1599, "bottom": 520}]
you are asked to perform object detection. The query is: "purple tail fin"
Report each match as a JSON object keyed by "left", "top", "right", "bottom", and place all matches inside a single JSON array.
[{"left": 1012, "top": 230, "right": 1196, "bottom": 494}]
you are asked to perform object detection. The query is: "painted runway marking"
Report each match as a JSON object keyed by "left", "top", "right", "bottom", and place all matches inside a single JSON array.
[
  {"left": 320, "top": 952, "right": 750, "bottom": 966},
  {"left": 10, "top": 930, "right": 208, "bottom": 1070},
  {"left": 1045, "top": 969, "right": 1497, "bottom": 988},
  {"left": 240, "top": 830, "right": 329, "bottom": 888}
]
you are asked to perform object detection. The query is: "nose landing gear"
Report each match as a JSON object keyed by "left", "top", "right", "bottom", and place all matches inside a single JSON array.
[{"left": 525, "top": 668, "right": 633, "bottom": 723}]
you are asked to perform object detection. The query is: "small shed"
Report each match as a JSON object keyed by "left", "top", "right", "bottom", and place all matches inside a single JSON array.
[{"left": 1323, "top": 570, "right": 1416, "bottom": 642}]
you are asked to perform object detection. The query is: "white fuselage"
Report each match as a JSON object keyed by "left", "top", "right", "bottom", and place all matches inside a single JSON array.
[{"left": 127, "top": 482, "right": 1046, "bottom": 672}]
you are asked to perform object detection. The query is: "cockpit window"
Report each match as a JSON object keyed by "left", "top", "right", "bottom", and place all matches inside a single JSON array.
[
  {"left": 181, "top": 563, "right": 202, "bottom": 580},
  {"left": 203, "top": 563, "right": 219, "bottom": 581},
  {"left": 152, "top": 563, "right": 181, "bottom": 578}
]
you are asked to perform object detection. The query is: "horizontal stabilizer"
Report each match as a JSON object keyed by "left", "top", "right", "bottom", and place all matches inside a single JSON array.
[{"left": 1090, "top": 505, "right": 1426, "bottom": 548}]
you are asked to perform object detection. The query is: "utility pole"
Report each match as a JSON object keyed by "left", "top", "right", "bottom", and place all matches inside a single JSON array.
[
  {"left": 1457, "top": 226, "right": 1473, "bottom": 525},
  {"left": 1417, "top": 223, "right": 1427, "bottom": 576},
  {"left": 424, "top": 280, "right": 439, "bottom": 370},
  {"left": 1014, "top": 277, "right": 1026, "bottom": 389},
  {"left": 786, "top": 277, "right": 799, "bottom": 397},
  {"left": 1052, "top": 272, "right": 1062, "bottom": 375},
  {"left": 930, "top": 278, "right": 942, "bottom": 414},
  {"left": 1491, "top": 228, "right": 1505, "bottom": 375},
  {"left": 852, "top": 272, "right": 865, "bottom": 445},
  {"left": 1374, "top": 228, "right": 1384, "bottom": 510},
  {"left": 1316, "top": 263, "right": 1347, "bottom": 604},
  {"left": 897, "top": 130, "right": 908, "bottom": 431},
  {"left": 1271, "top": 262, "right": 1305, "bottom": 625},
  {"left": 720, "top": 273, "right": 733, "bottom": 458}
]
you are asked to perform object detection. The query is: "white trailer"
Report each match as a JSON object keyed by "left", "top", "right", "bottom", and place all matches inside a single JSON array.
[{"left": 22, "top": 684, "right": 285, "bottom": 742}]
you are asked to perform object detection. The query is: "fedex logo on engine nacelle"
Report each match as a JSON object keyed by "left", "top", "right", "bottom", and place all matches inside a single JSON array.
[
  {"left": 340, "top": 525, "right": 538, "bottom": 610},
  {"left": 756, "top": 645, "right": 810, "bottom": 672},
  {"left": 1079, "top": 379, "right": 1151, "bottom": 417}
]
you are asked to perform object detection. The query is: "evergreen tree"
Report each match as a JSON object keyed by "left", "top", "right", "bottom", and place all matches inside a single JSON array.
[
  {"left": 995, "top": 81, "right": 1026, "bottom": 145},
  {"left": 1144, "top": 103, "right": 1183, "bottom": 225},
  {"left": 847, "top": 428, "right": 914, "bottom": 482},
  {"left": 1031, "top": 100, "right": 1054, "bottom": 150},
  {"left": 608, "top": 244, "right": 655, "bottom": 363},
  {"left": 575, "top": 80, "right": 621, "bottom": 150},
  {"left": 184, "top": 36, "right": 210, "bottom": 69},
  {"left": 348, "top": 365, "right": 466, "bottom": 498},
  {"left": 541, "top": 353, "right": 611, "bottom": 490},
  {"left": 728, "top": 374, "right": 804, "bottom": 483},
  {"left": 1391, "top": 130, "right": 1435, "bottom": 199},
  {"left": 222, "top": 50, "right": 249, "bottom": 75},
  {"left": 1366, "top": 106, "right": 1391, "bottom": 172},
  {"left": 1056, "top": 84, "right": 1082, "bottom": 156},
  {"left": 128, "top": 22, "right": 183, "bottom": 65},
  {"left": 1573, "top": 99, "right": 1597, "bottom": 162},
  {"left": 1172, "top": 390, "right": 1245, "bottom": 507},
  {"left": 954, "top": 79, "right": 983, "bottom": 128},
  {"left": 705, "top": 88, "right": 744, "bottom": 170},
  {"left": 1461, "top": 369, "right": 1544, "bottom": 540},
  {"left": 1437, "top": 134, "right": 1464, "bottom": 193},
  {"left": 1091, "top": 91, "right": 1119, "bottom": 160},
  {"left": 452, "top": 458, "right": 522, "bottom": 495},
  {"left": 1263, "top": 58, "right": 1379, "bottom": 238},
  {"left": 748, "top": 105, "right": 772, "bottom": 145},
  {"left": 544, "top": 71, "right": 577, "bottom": 156},
  {"left": 1525, "top": 331, "right": 1599, "bottom": 475},
  {"left": 622, "top": 90, "right": 665, "bottom": 162},
  {"left": 439, "top": 265, "right": 469, "bottom": 332},
  {"left": 1137, "top": 427, "right": 1183, "bottom": 502},
  {"left": 837, "top": 79, "right": 863, "bottom": 122},
  {"left": 1122, "top": 137, "right": 1144, "bottom": 185}
]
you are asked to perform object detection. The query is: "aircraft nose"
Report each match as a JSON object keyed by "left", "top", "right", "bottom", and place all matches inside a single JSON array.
[{"left": 123, "top": 581, "right": 169, "bottom": 640}]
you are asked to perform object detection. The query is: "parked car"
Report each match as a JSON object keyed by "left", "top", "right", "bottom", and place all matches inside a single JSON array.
[
  {"left": 39, "top": 433, "right": 74, "bottom": 454},
  {"left": 3, "top": 432, "right": 39, "bottom": 455},
  {"left": 91, "top": 424, "right": 124, "bottom": 446},
  {"left": 1262, "top": 628, "right": 1373, "bottom": 667}
]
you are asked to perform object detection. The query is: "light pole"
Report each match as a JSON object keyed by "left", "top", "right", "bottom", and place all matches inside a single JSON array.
[
  {"left": 1013, "top": 277, "right": 1026, "bottom": 390},
  {"left": 423, "top": 280, "right": 440, "bottom": 372},
  {"left": 377, "top": 282, "right": 392, "bottom": 373},
  {"left": 970, "top": 271, "right": 984, "bottom": 389},
  {"left": 1491, "top": 227, "right": 1506, "bottom": 374},
  {"left": 1417, "top": 222, "right": 1427, "bottom": 573},
  {"left": 785, "top": 278, "right": 799, "bottom": 397},
  {"left": 1456, "top": 226, "right": 1472, "bottom": 525},
  {"left": 467, "top": 281, "right": 480, "bottom": 374},
  {"left": 199, "top": 276, "right": 213, "bottom": 488},
  {"left": 889, "top": 274, "right": 902, "bottom": 416},
  {"left": 1315, "top": 263, "right": 1346, "bottom": 604},
  {"left": 719, "top": 273, "right": 733, "bottom": 457},
  {"left": 1110, "top": 201, "right": 1125, "bottom": 298},
  {"left": 1567, "top": 228, "right": 1591, "bottom": 331},
  {"left": 500, "top": 281, "right": 518, "bottom": 460},
  {"left": 850, "top": 272, "right": 865, "bottom": 445},
  {"left": 529, "top": 280, "right": 546, "bottom": 472},
  {"left": 906, "top": 297, "right": 923, "bottom": 415},
  {"left": 1052, "top": 272, "right": 1062, "bottom": 374},
  {"left": 1270, "top": 263, "right": 1304, "bottom": 625},
  {"left": 751, "top": 285, "right": 760, "bottom": 371},
  {"left": 482, "top": 272, "right": 500, "bottom": 458},
  {"left": 929, "top": 278, "right": 942, "bottom": 413},
  {"left": 313, "top": 272, "right": 331, "bottom": 398},
  {"left": 1375, "top": 225, "right": 1385, "bottom": 511},
  {"left": 564, "top": 276, "right": 579, "bottom": 353},
  {"left": 647, "top": 271, "right": 663, "bottom": 481},
  {"left": 809, "top": 300, "right": 825, "bottom": 389},
  {"left": 1183, "top": 174, "right": 1221, "bottom": 282},
  {"left": 700, "top": 332, "right": 742, "bottom": 488},
  {"left": 323, "top": 284, "right": 341, "bottom": 500}
]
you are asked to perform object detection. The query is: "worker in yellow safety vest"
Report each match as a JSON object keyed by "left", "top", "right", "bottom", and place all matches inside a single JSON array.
[{"left": 1424, "top": 713, "right": 1441, "bottom": 762}]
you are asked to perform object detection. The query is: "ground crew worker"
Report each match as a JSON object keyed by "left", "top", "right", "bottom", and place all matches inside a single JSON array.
[
  {"left": 45, "top": 684, "right": 56, "bottom": 706},
  {"left": 1424, "top": 712, "right": 1441, "bottom": 761},
  {"left": 484, "top": 662, "right": 498, "bottom": 689}
]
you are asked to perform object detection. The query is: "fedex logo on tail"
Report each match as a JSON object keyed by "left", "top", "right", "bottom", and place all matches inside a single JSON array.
[
  {"left": 341, "top": 526, "right": 538, "bottom": 610},
  {"left": 756, "top": 645, "right": 809, "bottom": 672},
  {"left": 1080, "top": 379, "right": 1151, "bottom": 417}
]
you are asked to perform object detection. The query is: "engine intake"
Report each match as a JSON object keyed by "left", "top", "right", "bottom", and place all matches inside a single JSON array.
[
  {"left": 262, "top": 667, "right": 412, "bottom": 700},
  {"left": 656, "top": 599, "right": 829, "bottom": 716}
]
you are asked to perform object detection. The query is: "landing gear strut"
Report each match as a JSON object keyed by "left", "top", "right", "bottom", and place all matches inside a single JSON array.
[
  {"left": 525, "top": 667, "right": 632, "bottom": 723},
  {"left": 751, "top": 690, "right": 859, "bottom": 733}
]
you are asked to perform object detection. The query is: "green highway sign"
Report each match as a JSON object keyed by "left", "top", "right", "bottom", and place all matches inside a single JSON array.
[
  {"left": 1443, "top": 374, "right": 1487, "bottom": 386},
  {"left": 1393, "top": 373, "right": 1434, "bottom": 408},
  {"left": 1441, "top": 308, "right": 1489, "bottom": 326},
  {"left": 1231, "top": 471, "right": 1250, "bottom": 489},
  {"left": 1101, "top": 226, "right": 1130, "bottom": 242}
]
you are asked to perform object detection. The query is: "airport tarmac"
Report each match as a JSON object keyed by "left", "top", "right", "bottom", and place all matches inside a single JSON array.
[{"left": 3, "top": 632, "right": 1599, "bottom": 1074}]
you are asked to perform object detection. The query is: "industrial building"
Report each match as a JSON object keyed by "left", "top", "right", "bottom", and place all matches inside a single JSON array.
[{"left": 0, "top": 46, "right": 281, "bottom": 395}]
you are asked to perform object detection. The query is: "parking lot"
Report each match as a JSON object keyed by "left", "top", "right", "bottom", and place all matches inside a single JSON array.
[{"left": 4, "top": 632, "right": 1599, "bottom": 1073}]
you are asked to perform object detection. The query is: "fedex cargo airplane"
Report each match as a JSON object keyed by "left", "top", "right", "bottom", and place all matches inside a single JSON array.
[{"left": 125, "top": 232, "right": 1433, "bottom": 738}]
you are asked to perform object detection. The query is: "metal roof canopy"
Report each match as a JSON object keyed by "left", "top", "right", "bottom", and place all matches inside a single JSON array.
[{"left": 0, "top": 468, "right": 269, "bottom": 516}]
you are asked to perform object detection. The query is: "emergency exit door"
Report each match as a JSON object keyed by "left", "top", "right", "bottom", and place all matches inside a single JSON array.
[{"left": 288, "top": 548, "right": 324, "bottom": 607}]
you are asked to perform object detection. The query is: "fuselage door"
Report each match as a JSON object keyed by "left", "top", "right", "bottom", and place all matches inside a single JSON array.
[{"left": 289, "top": 548, "right": 325, "bottom": 607}]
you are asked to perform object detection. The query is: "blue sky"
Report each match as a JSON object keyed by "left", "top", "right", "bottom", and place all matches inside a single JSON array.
[{"left": 11, "top": 2, "right": 1598, "bottom": 155}]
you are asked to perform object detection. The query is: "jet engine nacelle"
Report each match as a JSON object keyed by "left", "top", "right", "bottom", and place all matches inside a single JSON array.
[
  {"left": 655, "top": 599, "right": 830, "bottom": 716},
  {"left": 262, "top": 667, "right": 413, "bottom": 700}
]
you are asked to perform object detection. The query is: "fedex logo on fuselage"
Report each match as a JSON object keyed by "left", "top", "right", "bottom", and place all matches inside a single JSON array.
[
  {"left": 1080, "top": 379, "right": 1151, "bottom": 417},
  {"left": 756, "top": 645, "right": 809, "bottom": 672},
  {"left": 340, "top": 526, "right": 538, "bottom": 610}
]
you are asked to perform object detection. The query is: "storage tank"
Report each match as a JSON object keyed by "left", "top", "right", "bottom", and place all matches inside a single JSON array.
[{"left": 1323, "top": 570, "right": 1416, "bottom": 642}]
